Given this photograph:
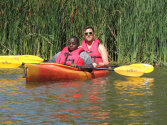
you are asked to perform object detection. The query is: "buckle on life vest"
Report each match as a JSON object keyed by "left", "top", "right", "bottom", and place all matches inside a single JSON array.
[
  {"left": 66, "top": 59, "right": 74, "bottom": 64},
  {"left": 91, "top": 56, "right": 102, "bottom": 62},
  {"left": 87, "top": 51, "right": 93, "bottom": 53},
  {"left": 64, "top": 53, "right": 72, "bottom": 56}
]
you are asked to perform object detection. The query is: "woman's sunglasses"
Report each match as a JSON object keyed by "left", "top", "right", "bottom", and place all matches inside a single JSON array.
[{"left": 84, "top": 32, "right": 93, "bottom": 36}]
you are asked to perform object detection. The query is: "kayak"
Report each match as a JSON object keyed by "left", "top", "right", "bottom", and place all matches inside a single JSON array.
[{"left": 25, "top": 63, "right": 109, "bottom": 82}]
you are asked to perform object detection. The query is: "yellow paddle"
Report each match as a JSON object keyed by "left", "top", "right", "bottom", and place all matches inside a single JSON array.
[
  {"left": 113, "top": 63, "right": 154, "bottom": 77},
  {"left": 106, "top": 63, "right": 154, "bottom": 73},
  {"left": 0, "top": 55, "right": 44, "bottom": 68},
  {"left": 78, "top": 63, "right": 154, "bottom": 77}
]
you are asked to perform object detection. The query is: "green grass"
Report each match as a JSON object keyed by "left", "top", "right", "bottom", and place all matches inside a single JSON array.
[{"left": 0, "top": 0, "right": 166, "bottom": 65}]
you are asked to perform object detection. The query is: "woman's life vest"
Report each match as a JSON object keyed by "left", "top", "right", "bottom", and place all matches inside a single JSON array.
[
  {"left": 81, "top": 39, "right": 103, "bottom": 64},
  {"left": 56, "top": 47, "right": 85, "bottom": 65}
]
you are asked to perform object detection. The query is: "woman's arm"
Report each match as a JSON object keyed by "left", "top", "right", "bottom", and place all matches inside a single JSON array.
[{"left": 98, "top": 44, "right": 109, "bottom": 65}]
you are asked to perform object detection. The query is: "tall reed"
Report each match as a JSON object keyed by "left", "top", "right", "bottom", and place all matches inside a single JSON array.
[
  {"left": 0, "top": 0, "right": 166, "bottom": 65},
  {"left": 116, "top": 0, "right": 167, "bottom": 65}
]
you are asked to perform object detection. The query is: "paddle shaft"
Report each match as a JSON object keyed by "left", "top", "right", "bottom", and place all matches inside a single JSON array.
[
  {"left": 104, "top": 64, "right": 119, "bottom": 67},
  {"left": 95, "top": 67, "right": 114, "bottom": 71},
  {"left": 79, "top": 67, "right": 115, "bottom": 71}
]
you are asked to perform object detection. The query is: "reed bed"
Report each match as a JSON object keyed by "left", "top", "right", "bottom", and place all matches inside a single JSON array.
[{"left": 0, "top": 0, "right": 166, "bottom": 65}]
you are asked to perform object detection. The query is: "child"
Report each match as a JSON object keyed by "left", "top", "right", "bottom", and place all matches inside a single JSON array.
[{"left": 48, "top": 36, "right": 93, "bottom": 67}]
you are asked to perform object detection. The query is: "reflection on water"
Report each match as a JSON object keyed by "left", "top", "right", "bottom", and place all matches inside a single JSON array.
[
  {"left": 0, "top": 68, "right": 159, "bottom": 124},
  {"left": 114, "top": 77, "right": 154, "bottom": 94},
  {"left": 0, "top": 68, "right": 25, "bottom": 124},
  {"left": 111, "top": 77, "right": 155, "bottom": 124},
  {"left": 26, "top": 79, "right": 109, "bottom": 124}
]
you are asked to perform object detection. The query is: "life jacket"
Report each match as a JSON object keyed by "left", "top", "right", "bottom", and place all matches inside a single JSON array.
[
  {"left": 56, "top": 47, "right": 85, "bottom": 65},
  {"left": 81, "top": 39, "right": 103, "bottom": 64}
]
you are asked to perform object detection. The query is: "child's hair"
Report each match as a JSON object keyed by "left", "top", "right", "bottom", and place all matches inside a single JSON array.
[{"left": 69, "top": 36, "right": 79, "bottom": 45}]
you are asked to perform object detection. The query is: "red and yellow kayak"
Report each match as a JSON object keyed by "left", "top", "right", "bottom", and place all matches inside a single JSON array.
[{"left": 25, "top": 63, "right": 109, "bottom": 82}]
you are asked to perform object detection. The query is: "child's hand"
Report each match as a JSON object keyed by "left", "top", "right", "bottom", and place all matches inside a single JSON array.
[{"left": 70, "top": 64, "right": 78, "bottom": 68}]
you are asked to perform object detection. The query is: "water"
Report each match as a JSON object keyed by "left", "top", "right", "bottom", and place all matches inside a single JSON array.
[{"left": 0, "top": 67, "right": 167, "bottom": 124}]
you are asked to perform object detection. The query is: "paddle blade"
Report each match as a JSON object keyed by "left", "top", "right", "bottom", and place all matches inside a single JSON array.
[
  {"left": 114, "top": 66, "right": 144, "bottom": 77},
  {"left": 129, "top": 63, "right": 154, "bottom": 73},
  {"left": 0, "top": 60, "right": 21, "bottom": 68},
  {"left": 19, "top": 55, "right": 44, "bottom": 63},
  {"left": 0, "top": 55, "right": 44, "bottom": 68},
  {"left": 0, "top": 56, "right": 21, "bottom": 68}
]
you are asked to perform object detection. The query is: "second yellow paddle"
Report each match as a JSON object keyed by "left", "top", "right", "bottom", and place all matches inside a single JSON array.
[{"left": 0, "top": 55, "right": 44, "bottom": 68}]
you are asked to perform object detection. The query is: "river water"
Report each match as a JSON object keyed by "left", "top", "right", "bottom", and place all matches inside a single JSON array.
[{"left": 0, "top": 67, "right": 167, "bottom": 124}]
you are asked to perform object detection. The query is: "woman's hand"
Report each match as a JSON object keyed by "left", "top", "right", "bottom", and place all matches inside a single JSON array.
[{"left": 93, "top": 62, "right": 106, "bottom": 68}]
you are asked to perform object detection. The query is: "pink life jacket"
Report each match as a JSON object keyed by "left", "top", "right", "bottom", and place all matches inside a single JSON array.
[
  {"left": 56, "top": 47, "right": 85, "bottom": 65},
  {"left": 81, "top": 39, "right": 103, "bottom": 64}
]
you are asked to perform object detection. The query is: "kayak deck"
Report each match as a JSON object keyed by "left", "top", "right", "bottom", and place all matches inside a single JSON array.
[{"left": 25, "top": 63, "right": 109, "bottom": 82}]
